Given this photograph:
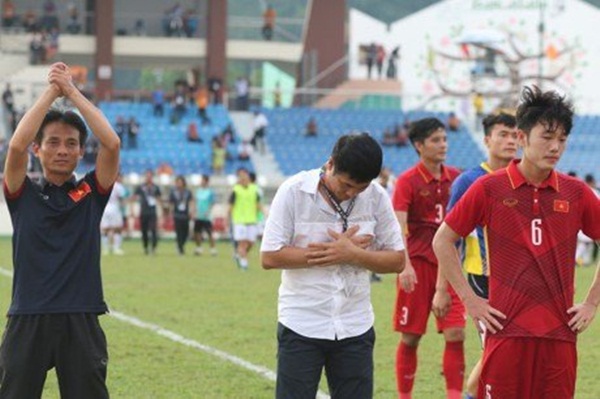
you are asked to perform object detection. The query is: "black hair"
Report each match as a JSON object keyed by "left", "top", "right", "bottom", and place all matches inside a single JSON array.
[
  {"left": 516, "top": 85, "right": 574, "bottom": 136},
  {"left": 175, "top": 175, "right": 187, "bottom": 187},
  {"left": 482, "top": 113, "right": 516, "bottom": 136},
  {"left": 330, "top": 132, "right": 382, "bottom": 183},
  {"left": 584, "top": 174, "right": 596, "bottom": 185},
  {"left": 408, "top": 117, "right": 445, "bottom": 150},
  {"left": 35, "top": 109, "right": 88, "bottom": 147}
]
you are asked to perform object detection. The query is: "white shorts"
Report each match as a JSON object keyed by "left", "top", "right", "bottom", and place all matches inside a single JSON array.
[
  {"left": 101, "top": 205, "right": 124, "bottom": 229},
  {"left": 232, "top": 224, "right": 258, "bottom": 242}
]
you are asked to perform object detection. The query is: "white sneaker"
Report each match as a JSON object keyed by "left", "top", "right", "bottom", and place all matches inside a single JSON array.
[
  {"left": 113, "top": 248, "right": 125, "bottom": 256},
  {"left": 210, "top": 248, "right": 218, "bottom": 256},
  {"left": 194, "top": 247, "right": 203, "bottom": 256}
]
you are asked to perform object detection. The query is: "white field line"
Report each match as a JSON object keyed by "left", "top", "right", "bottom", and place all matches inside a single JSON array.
[{"left": 0, "top": 266, "right": 330, "bottom": 399}]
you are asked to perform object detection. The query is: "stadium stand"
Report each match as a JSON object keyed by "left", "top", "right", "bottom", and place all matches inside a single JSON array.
[
  {"left": 264, "top": 107, "right": 485, "bottom": 176},
  {"left": 96, "top": 101, "right": 254, "bottom": 176}
]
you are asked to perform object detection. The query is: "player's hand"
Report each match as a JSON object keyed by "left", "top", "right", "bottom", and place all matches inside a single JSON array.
[
  {"left": 398, "top": 262, "right": 417, "bottom": 293},
  {"left": 463, "top": 294, "right": 506, "bottom": 334},
  {"left": 567, "top": 302, "right": 597, "bottom": 333},
  {"left": 432, "top": 288, "right": 451, "bottom": 318},
  {"left": 306, "top": 226, "right": 360, "bottom": 266},
  {"left": 48, "top": 62, "right": 75, "bottom": 98}
]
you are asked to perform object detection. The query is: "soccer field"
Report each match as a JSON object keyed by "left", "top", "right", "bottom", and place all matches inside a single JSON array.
[{"left": 0, "top": 237, "right": 599, "bottom": 398}]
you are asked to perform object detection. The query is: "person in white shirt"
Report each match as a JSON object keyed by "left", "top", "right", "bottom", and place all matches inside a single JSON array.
[
  {"left": 100, "top": 175, "right": 127, "bottom": 255},
  {"left": 251, "top": 110, "right": 268, "bottom": 154},
  {"left": 261, "top": 133, "right": 406, "bottom": 399}
]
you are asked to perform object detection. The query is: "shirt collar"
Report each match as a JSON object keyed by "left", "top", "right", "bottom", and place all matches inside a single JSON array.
[
  {"left": 300, "top": 169, "right": 322, "bottom": 194},
  {"left": 506, "top": 159, "right": 559, "bottom": 191},
  {"left": 417, "top": 161, "right": 452, "bottom": 183},
  {"left": 39, "top": 174, "right": 78, "bottom": 190}
]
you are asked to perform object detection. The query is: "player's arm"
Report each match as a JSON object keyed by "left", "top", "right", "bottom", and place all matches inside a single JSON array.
[
  {"left": 433, "top": 174, "right": 470, "bottom": 317},
  {"left": 433, "top": 222, "right": 505, "bottom": 333},
  {"left": 4, "top": 81, "right": 61, "bottom": 194},
  {"left": 567, "top": 187, "right": 600, "bottom": 333},
  {"left": 51, "top": 62, "right": 120, "bottom": 190},
  {"left": 395, "top": 210, "right": 417, "bottom": 291},
  {"left": 568, "top": 254, "right": 600, "bottom": 333}
]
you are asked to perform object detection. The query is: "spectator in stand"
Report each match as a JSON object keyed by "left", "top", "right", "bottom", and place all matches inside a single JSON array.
[
  {"left": 165, "top": 3, "right": 184, "bottom": 37},
  {"left": 387, "top": 46, "right": 400, "bottom": 79},
  {"left": 212, "top": 138, "right": 226, "bottom": 175},
  {"left": 132, "top": 170, "right": 163, "bottom": 255},
  {"left": 305, "top": 117, "right": 318, "bottom": 137},
  {"left": 238, "top": 139, "right": 253, "bottom": 161},
  {"left": 273, "top": 82, "right": 282, "bottom": 108},
  {"left": 45, "top": 26, "right": 59, "bottom": 61},
  {"left": 376, "top": 45, "right": 386, "bottom": 79},
  {"left": 133, "top": 19, "right": 147, "bottom": 36},
  {"left": 171, "top": 85, "right": 187, "bottom": 124},
  {"left": 447, "top": 112, "right": 461, "bottom": 132},
  {"left": 82, "top": 135, "right": 99, "bottom": 165},
  {"left": 41, "top": 0, "right": 58, "bottom": 30},
  {"left": 128, "top": 117, "right": 139, "bottom": 149},
  {"left": 114, "top": 115, "right": 126, "bottom": 148},
  {"left": 251, "top": 110, "right": 268, "bottom": 154},
  {"left": 366, "top": 43, "right": 377, "bottom": 79},
  {"left": 396, "top": 121, "right": 409, "bottom": 147},
  {"left": 382, "top": 128, "right": 396, "bottom": 147},
  {"left": 193, "top": 174, "right": 218, "bottom": 256},
  {"left": 22, "top": 8, "right": 37, "bottom": 32},
  {"left": 169, "top": 175, "right": 194, "bottom": 256},
  {"left": 262, "top": 5, "right": 276, "bottom": 41},
  {"left": 235, "top": 76, "right": 250, "bottom": 111},
  {"left": 29, "top": 30, "right": 46, "bottom": 65},
  {"left": 473, "top": 91, "right": 485, "bottom": 129},
  {"left": 195, "top": 86, "right": 211, "bottom": 125},
  {"left": 2, "top": 83, "right": 15, "bottom": 116},
  {"left": 152, "top": 87, "right": 165, "bottom": 117},
  {"left": 2, "top": 0, "right": 16, "bottom": 28},
  {"left": 66, "top": 2, "right": 81, "bottom": 34},
  {"left": 220, "top": 123, "right": 236, "bottom": 144},
  {"left": 187, "top": 122, "right": 202, "bottom": 143}
]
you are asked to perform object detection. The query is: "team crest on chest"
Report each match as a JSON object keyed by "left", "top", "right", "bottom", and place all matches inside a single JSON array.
[
  {"left": 502, "top": 198, "right": 518, "bottom": 207},
  {"left": 553, "top": 199, "right": 569, "bottom": 213},
  {"left": 419, "top": 189, "right": 430, "bottom": 197}
]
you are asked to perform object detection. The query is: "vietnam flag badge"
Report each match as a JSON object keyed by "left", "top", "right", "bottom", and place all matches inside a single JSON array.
[
  {"left": 68, "top": 181, "right": 92, "bottom": 202},
  {"left": 553, "top": 199, "right": 569, "bottom": 213}
]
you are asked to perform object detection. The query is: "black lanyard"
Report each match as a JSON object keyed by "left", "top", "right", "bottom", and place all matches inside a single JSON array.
[{"left": 319, "top": 172, "right": 356, "bottom": 232}]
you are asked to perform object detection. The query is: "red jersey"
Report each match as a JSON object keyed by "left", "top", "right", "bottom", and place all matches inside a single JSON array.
[
  {"left": 446, "top": 160, "right": 600, "bottom": 342},
  {"left": 393, "top": 162, "right": 460, "bottom": 265}
]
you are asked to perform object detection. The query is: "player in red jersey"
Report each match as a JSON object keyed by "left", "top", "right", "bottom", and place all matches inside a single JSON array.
[
  {"left": 392, "top": 117, "right": 464, "bottom": 399},
  {"left": 433, "top": 86, "right": 600, "bottom": 399}
]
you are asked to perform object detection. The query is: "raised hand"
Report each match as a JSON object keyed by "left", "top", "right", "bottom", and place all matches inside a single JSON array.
[{"left": 47, "top": 62, "right": 75, "bottom": 98}]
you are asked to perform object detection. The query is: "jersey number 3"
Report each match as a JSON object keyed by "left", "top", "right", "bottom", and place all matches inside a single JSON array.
[
  {"left": 435, "top": 204, "right": 444, "bottom": 223},
  {"left": 531, "top": 218, "right": 542, "bottom": 246}
]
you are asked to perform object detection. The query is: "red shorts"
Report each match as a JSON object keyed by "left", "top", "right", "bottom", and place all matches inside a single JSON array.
[
  {"left": 478, "top": 337, "right": 576, "bottom": 399},
  {"left": 393, "top": 259, "right": 466, "bottom": 335}
]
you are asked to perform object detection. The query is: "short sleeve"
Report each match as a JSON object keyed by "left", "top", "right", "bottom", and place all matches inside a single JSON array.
[
  {"left": 581, "top": 185, "right": 600, "bottom": 241},
  {"left": 447, "top": 172, "right": 472, "bottom": 212},
  {"left": 260, "top": 181, "right": 294, "bottom": 252},
  {"left": 373, "top": 188, "right": 405, "bottom": 251},
  {"left": 392, "top": 174, "right": 413, "bottom": 212},
  {"left": 445, "top": 180, "right": 488, "bottom": 237}
]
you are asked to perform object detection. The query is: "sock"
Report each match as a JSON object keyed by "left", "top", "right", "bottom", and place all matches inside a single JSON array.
[
  {"left": 396, "top": 342, "right": 417, "bottom": 397},
  {"left": 113, "top": 233, "right": 122, "bottom": 250},
  {"left": 443, "top": 341, "right": 465, "bottom": 397}
]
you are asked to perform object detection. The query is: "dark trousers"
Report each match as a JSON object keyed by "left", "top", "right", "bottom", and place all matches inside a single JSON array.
[
  {"left": 0, "top": 314, "right": 109, "bottom": 399},
  {"left": 140, "top": 214, "right": 158, "bottom": 252},
  {"left": 276, "top": 323, "right": 374, "bottom": 399},
  {"left": 174, "top": 217, "right": 190, "bottom": 254}
]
